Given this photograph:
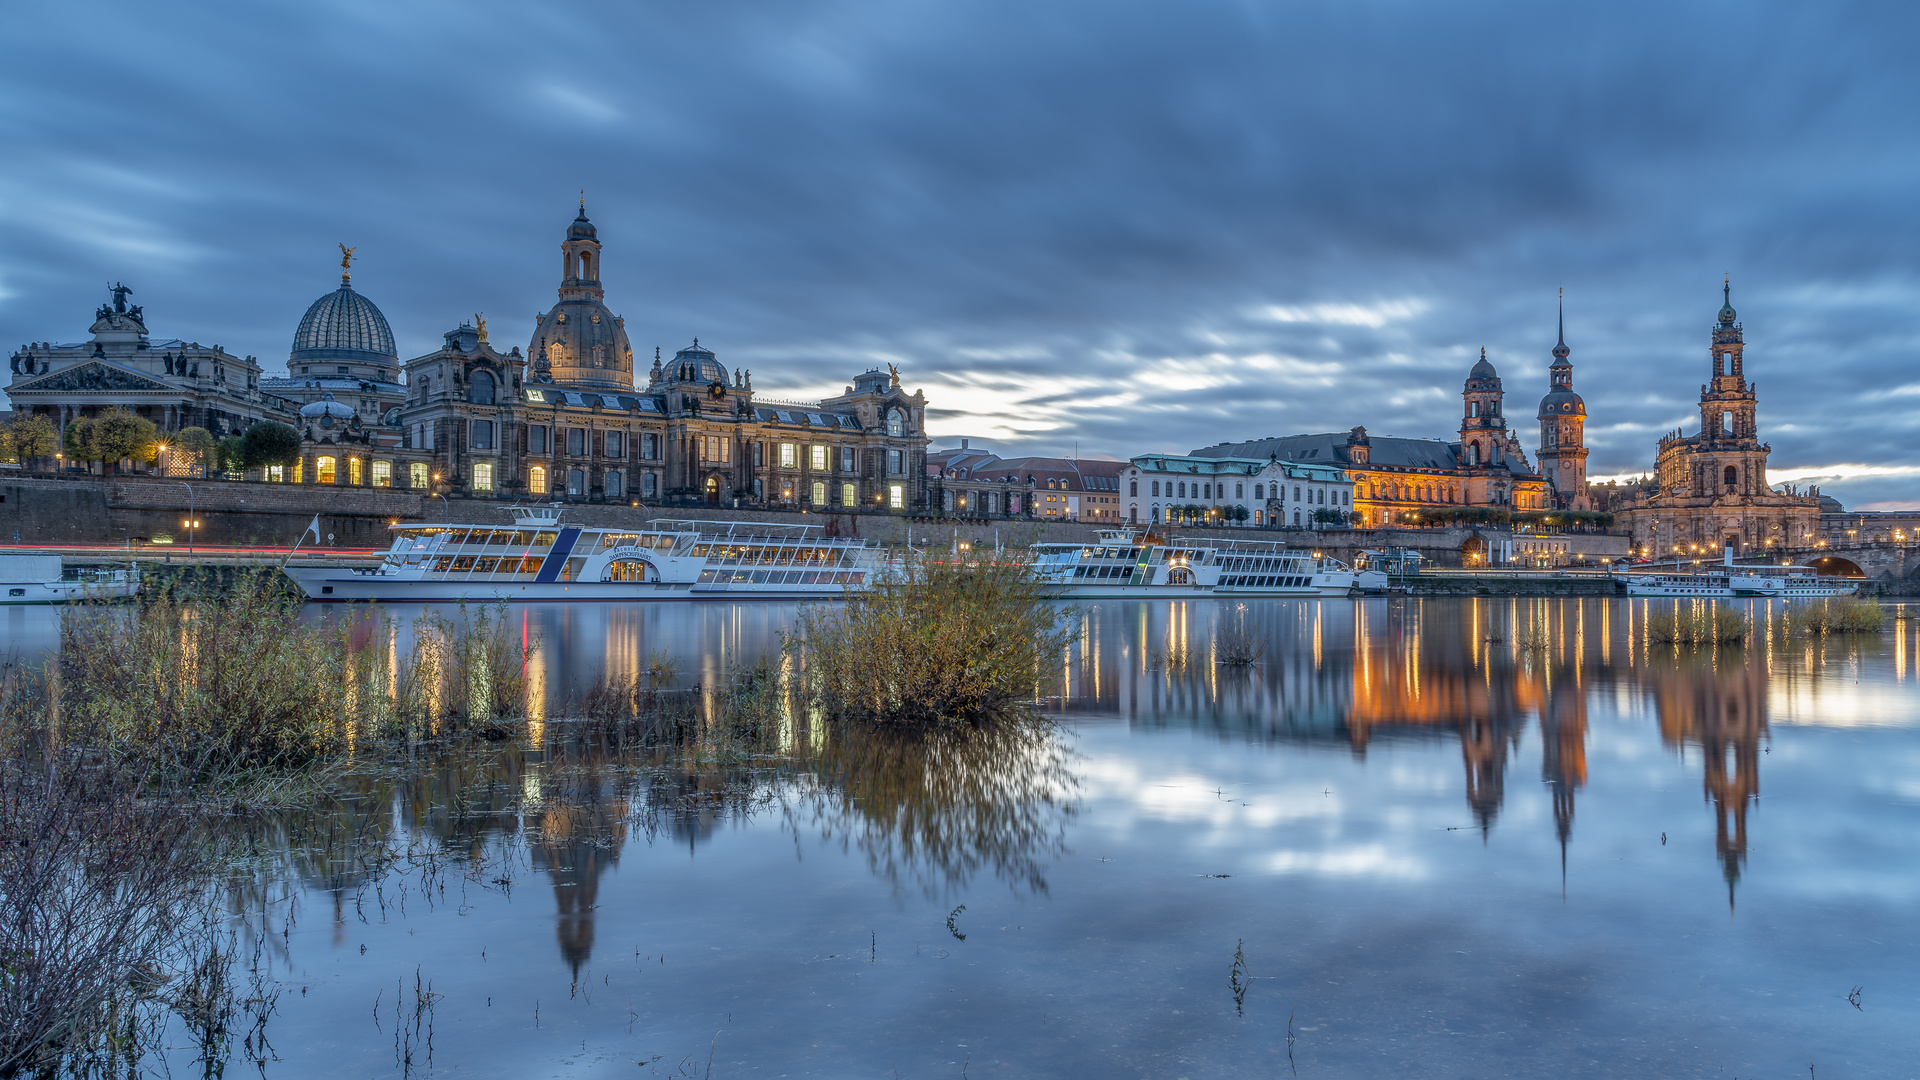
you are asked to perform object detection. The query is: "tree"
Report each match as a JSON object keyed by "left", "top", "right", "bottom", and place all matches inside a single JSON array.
[
  {"left": 240, "top": 421, "right": 302, "bottom": 471},
  {"left": 216, "top": 436, "right": 247, "bottom": 475},
  {"left": 62, "top": 418, "right": 96, "bottom": 469},
  {"left": 170, "top": 426, "right": 217, "bottom": 473},
  {"left": 91, "top": 409, "right": 159, "bottom": 473},
  {"left": 1228, "top": 504, "right": 1250, "bottom": 525},
  {"left": 0, "top": 414, "right": 57, "bottom": 467}
]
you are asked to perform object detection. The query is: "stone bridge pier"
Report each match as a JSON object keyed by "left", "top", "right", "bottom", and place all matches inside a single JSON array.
[{"left": 1786, "top": 544, "right": 1920, "bottom": 592}]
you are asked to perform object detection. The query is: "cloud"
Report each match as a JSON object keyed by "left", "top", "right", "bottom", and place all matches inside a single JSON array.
[{"left": 2, "top": 0, "right": 1918, "bottom": 506}]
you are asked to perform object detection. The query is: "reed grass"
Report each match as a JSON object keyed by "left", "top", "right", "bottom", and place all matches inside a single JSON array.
[
  {"left": 1785, "top": 596, "right": 1886, "bottom": 635},
  {"left": 1214, "top": 609, "right": 1264, "bottom": 666},
  {"left": 789, "top": 552, "right": 1072, "bottom": 726},
  {"left": 1645, "top": 606, "right": 1749, "bottom": 645}
]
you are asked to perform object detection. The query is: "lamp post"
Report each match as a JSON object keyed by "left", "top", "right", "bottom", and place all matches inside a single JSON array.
[{"left": 180, "top": 483, "right": 195, "bottom": 555}]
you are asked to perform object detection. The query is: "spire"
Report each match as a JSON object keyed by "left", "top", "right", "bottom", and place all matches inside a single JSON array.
[
  {"left": 1718, "top": 277, "right": 1737, "bottom": 325},
  {"left": 1552, "top": 288, "right": 1571, "bottom": 363}
]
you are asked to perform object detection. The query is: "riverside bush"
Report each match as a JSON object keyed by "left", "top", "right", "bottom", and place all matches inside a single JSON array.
[
  {"left": 790, "top": 553, "right": 1072, "bottom": 726},
  {"left": 1645, "top": 607, "right": 1748, "bottom": 645},
  {"left": 1786, "top": 596, "right": 1886, "bottom": 635}
]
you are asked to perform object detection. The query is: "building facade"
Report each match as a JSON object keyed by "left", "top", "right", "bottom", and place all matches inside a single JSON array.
[
  {"left": 1615, "top": 285, "right": 1822, "bottom": 559},
  {"left": 1122, "top": 454, "right": 1351, "bottom": 527},
  {"left": 924, "top": 444, "right": 1127, "bottom": 521}
]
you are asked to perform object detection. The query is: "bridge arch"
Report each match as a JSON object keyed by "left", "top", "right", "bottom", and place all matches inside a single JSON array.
[{"left": 1810, "top": 556, "right": 1865, "bottom": 578}]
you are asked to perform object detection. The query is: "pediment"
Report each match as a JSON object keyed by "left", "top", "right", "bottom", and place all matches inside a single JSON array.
[{"left": 12, "top": 361, "right": 174, "bottom": 394}]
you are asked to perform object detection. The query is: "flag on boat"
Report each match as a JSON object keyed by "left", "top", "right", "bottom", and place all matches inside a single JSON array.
[{"left": 302, "top": 515, "right": 321, "bottom": 544}]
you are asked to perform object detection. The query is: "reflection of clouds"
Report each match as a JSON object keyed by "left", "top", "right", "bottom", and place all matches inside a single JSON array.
[{"left": 1263, "top": 845, "right": 1428, "bottom": 880}]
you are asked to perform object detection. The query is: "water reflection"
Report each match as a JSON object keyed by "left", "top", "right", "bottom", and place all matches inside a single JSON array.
[{"left": 1054, "top": 597, "right": 1905, "bottom": 903}]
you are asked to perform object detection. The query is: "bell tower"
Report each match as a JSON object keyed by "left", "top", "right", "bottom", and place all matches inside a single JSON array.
[
  {"left": 1459, "top": 347, "right": 1506, "bottom": 466},
  {"left": 1535, "top": 296, "right": 1590, "bottom": 509},
  {"left": 1699, "top": 280, "right": 1756, "bottom": 442}
]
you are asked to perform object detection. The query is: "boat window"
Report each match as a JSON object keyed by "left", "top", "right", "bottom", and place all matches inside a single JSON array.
[{"left": 533, "top": 532, "right": 558, "bottom": 547}]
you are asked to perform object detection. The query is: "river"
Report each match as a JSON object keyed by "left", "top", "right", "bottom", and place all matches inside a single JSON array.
[{"left": 7, "top": 596, "right": 1919, "bottom": 1077}]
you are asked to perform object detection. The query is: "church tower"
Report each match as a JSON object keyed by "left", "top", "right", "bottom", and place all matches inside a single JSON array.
[
  {"left": 1458, "top": 347, "right": 1506, "bottom": 467},
  {"left": 528, "top": 202, "right": 633, "bottom": 389},
  {"left": 1535, "top": 298, "right": 1590, "bottom": 509},
  {"left": 1701, "top": 280, "right": 1757, "bottom": 442}
]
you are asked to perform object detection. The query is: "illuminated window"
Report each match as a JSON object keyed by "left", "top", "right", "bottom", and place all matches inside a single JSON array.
[
  {"left": 409, "top": 462, "right": 428, "bottom": 489},
  {"left": 888, "top": 483, "right": 903, "bottom": 510},
  {"left": 348, "top": 457, "right": 364, "bottom": 485},
  {"left": 316, "top": 456, "right": 336, "bottom": 484},
  {"left": 528, "top": 465, "right": 547, "bottom": 494},
  {"left": 371, "top": 460, "right": 391, "bottom": 487},
  {"left": 265, "top": 465, "right": 284, "bottom": 483},
  {"left": 812, "top": 481, "right": 826, "bottom": 505},
  {"left": 811, "top": 445, "right": 827, "bottom": 470},
  {"left": 473, "top": 462, "right": 494, "bottom": 491},
  {"left": 780, "top": 443, "right": 798, "bottom": 468},
  {"left": 842, "top": 482, "right": 856, "bottom": 506}
]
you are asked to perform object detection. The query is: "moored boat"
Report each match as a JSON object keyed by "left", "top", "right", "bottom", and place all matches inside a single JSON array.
[
  {"left": 0, "top": 553, "right": 140, "bottom": 605},
  {"left": 1029, "top": 529, "right": 1375, "bottom": 598},
  {"left": 284, "top": 506, "right": 887, "bottom": 603}
]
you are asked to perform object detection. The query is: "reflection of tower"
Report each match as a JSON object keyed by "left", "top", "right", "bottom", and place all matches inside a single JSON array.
[
  {"left": 1460, "top": 714, "right": 1513, "bottom": 835},
  {"left": 1652, "top": 653, "right": 1769, "bottom": 908},
  {"left": 1538, "top": 674, "right": 1589, "bottom": 882},
  {"left": 530, "top": 787, "right": 627, "bottom": 979}
]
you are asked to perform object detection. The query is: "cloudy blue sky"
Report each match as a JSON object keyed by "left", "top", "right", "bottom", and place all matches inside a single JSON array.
[{"left": 3, "top": 1, "right": 1917, "bottom": 506}]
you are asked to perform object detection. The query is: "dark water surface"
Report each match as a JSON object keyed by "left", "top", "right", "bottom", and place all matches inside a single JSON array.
[{"left": 14, "top": 597, "right": 1920, "bottom": 1077}]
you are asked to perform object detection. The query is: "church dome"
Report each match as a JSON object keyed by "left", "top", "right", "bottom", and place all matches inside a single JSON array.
[
  {"left": 298, "top": 391, "right": 356, "bottom": 421},
  {"left": 292, "top": 282, "right": 397, "bottom": 365},
  {"left": 567, "top": 208, "right": 597, "bottom": 240},
  {"left": 1467, "top": 347, "right": 1500, "bottom": 385},
  {"left": 531, "top": 298, "right": 631, "bottom": 388},
  {"left": 668, "top": 341, "right": 728, "bottom": 385},
  {"left": 1717, "top": 281, "right": 1737, "bottom": 325}
]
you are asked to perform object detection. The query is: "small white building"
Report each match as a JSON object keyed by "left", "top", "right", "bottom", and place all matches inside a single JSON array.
[{"left": 1123, "top": 454, "right": 1353, "bottom": 527}]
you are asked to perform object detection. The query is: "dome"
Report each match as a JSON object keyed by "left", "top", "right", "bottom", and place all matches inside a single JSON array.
[
  {"left": 669, "top": 342, "right": 729, "bottom": 385},
  {"left": 567, "top": 208, "right": 597, "bottom": 240},
  {"left": 530, "top": 298, "right": 632, "bottom": 388},
  {"left": 298, "top": 391, "right": 356, "bottom": 421},
  {"left": 292, "top": 282, "right": 397, "bottom": 365},
  {"left": 1536, "top": 389, "right": 1585, "bottom": 418},
  {"left": 1717, "top": 281, "right": 1737, "bottom": 325},
  {"left": 1467, "top": 346, "right": 1499, "bottom": 383}
]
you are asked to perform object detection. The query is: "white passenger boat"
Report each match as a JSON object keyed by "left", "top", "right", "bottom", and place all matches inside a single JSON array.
[
  {"left": 1030, "top": 529, "right": 1378, "bottom": 598},
  {"left": 284, "top": 507, "right": 886, "bottom": 603},
  {"left": 1615, "top": 549, "right": 1861, "bottom": 599},
  {"left": 0, "top": 553, "right": 140, "bottom": 605}
]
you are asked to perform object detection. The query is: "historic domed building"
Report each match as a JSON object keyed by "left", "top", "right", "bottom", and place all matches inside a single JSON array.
[
  {"left": 1535, "top": 301, "right": 1590, "bottom": 510},
  {"left": 527, "top": 207, "right": 633, "bottom": 390},
  {"left": 261, "top": 247, "right": 407, "bottom": 425}
]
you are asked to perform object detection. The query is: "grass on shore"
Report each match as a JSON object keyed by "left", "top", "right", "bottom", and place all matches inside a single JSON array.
[
  {"left": 1784, "top": 596, "right": 1886, "bottom": 635},
  {"left": 1645, "top": 607, "right": 1749, "bottom": 645}
]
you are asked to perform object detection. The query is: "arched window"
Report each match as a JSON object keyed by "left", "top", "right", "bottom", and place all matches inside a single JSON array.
[
  {"left": 1177, "top": 482, "right": 1186, "bottom": 498},
  {"left": 469, "top": 370, "right": 495, "bottom": 405},
  {"left": 1724, "top": 465, "right": 1737, "bottom": 487},
  {"left": 528, "top": 465, "right": 547, "bottom": 494},
  {"left": 1293, "top": 510, "right": 1301, "bottom": 526},
  {"left": 567, "top": 469, "right": 585, "bottom": 496},
  {"left": 1130, "top": 480, "right": 1138, "bottom": 497},
  {"left": 579, "top": 252, "right": 593, "bottom": 280},
  {"left": 316, "top": 456, "right": 336, "bottom": 484},
  {"left": 1151, "top": 507, "right": 1162, "bottom": 524},
  {"left": 886, "top": 409, "right": 905, "bottom": 438},
  {"left": 1470, "top": 401, "right": 1479, "bottom": 417},
  {"left": 1254, "top": 484, "right": 1264, "bottom": 499},
  {"left": 606, "top": 471, "right": 622, "bottom": 499}
]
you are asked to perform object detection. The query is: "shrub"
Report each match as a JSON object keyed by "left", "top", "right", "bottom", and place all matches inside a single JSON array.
[
  {"left": 1645, "top": 606, "right": 1748, "bottom": 645},
  {"left": 170, "top": 426, "right": 217, "bottom": 471},
  {"left": 790, "top": 552, "right": 1071, "bottom": 726},
  {"left": 1786, "top": 596, "right": 1885, "bottom": 636},
  {"left": 1214, "top": 607, "right": 1263, "bottom": 665}
]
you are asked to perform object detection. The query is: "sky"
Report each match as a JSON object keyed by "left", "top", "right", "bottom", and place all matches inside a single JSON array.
[{"left": 3, "top": 1, "right": 1917, "bottom": 508}]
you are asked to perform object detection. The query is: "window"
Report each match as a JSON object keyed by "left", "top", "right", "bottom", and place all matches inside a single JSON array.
[
  {"left": 780, "top": 443, "right": 798, "bottom": 468},
  {"left": 605, "top": 431, "right": 623, "bottom": 458},
  {"left": 409, "top": 462, "right": 428, "bottom": 489},
  {"left": 1294, "top": 510, "right": 1302, "bottom": 526},
  {"left": 1343, "top": 492, "right": 1350, "bottom": 506},
  {"left": 1293, "top": 486, "right": 1301, "bottom": 501},
  {"left": 471, "top": 420, "right": 493, "bottom": 450},
  {"left": 337, "top": 365, "right": 349, "bottom": 375},
  {"left": 1130, "top": 480, "right": 1138, "bottom": 496},
  {"left": 943, "top": 489, "right": 955, "bottom": 511},
  {"left": 1151, "top": 481, "right": 1160, "bottom": 497},
  {"left": 888, "top": 450, "right": 904, "bottom": 475},
  {"left": 529, "top": 425, "right": 548, "bottom": 453},
  {"left": 473, "top": 462, "right": 493, "bottom": 491},
  {"left": 753, "top": 442, "right": 764, "bottom": 467},
  {"left": 1724, "top": 465, "right": 1737, "bottom": 487},
  {"left": 811, "top": 445, "right": 827, "bottom": 470},
  {"left": 888, "top": 483, "right": 904, "bottom": 509},
  {"left": 840, "top": 447, "right": 855, "bottom": 472},
  {"left": 1235, "top": 483, "right": 1243, "bottom": 498},
  {"left": 371, "top": 460, "right": 391, "bottom": 487},
  {"left": 643, "top": 473, "right": 657, "bottom": 497},
  {"left": 606, "top": 470, "right": 623, "bottom": 499},
  {"left": 1203, "top": 484, "right": 1212, "bottom": 499},
  {"left": 469, "top": 369, "right": 495, "bottom": 405},
  {"left": 567, "top": 428, "right": 585, "bottom": 456},
  {"left": 317, "top": 456, "right": 336, "bottom": 484},
  {"left": 642, "top": 433, "right": 658, "bottom": 459},
  {"left": 1177, "top": 482, "right": 1186, "bottom": 498},
  {"left": 842, "top": 482, "right": 856, "bottom": 506},
  {"left": 1253, "top": 483, "right": 1263, "bottom": 499},
  {"left": 886, "top": 409, "right": 905, "bottom": 437},
  {"left": 265, "top": 465, "right": 284, "bottom": 482},
  {"left": 812, "top": 481, "right": 826, "bottom": 505},
  {"left": 567, "top": 469, "right": 584, "bottom": 496},
  {"left": 528, "top": 465, "right": 547, "bottom": 494}
]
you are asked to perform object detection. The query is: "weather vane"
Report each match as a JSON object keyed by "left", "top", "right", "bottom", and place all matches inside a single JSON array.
[{"left": 339, "top": 243, "right": 357, "bottom": 281}]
